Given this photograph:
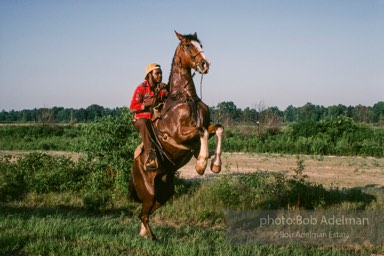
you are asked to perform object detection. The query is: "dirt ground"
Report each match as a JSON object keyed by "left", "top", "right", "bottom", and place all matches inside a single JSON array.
[
  {"left": 2, "top": 150, "right": 383, "bottom": 189},
  {"left": 178, "top": 152, "right": 384, "bottom": 189}
]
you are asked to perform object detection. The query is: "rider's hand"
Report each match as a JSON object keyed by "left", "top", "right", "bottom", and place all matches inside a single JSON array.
[{"left": 143, "top": 96, "right": 154, "bottom": 107}]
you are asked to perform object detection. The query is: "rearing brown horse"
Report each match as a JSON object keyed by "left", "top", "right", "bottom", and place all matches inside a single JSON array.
[{"left": 129, "top": 31, "right": 223, "bottom": 240}]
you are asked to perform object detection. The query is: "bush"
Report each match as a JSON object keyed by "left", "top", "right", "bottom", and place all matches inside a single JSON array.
[
  {"left": 80, "top": 108, "right": 139, "bottom": 195},
  {"left": 207, "top": 172, "right": 287, "bottom": 209},
  {"left": 0, "top": 109, "right": 139, "bottom": 206},
  {"left": 0, "top": 152, "right": 90, "bottom": 201},
  {"left": 220, "top": 117, "right": 384, "bottom": 157},
  {"left": 204, "top": 163, "right": 375, "bottom": 211},
  {"left": 17, "top": 152, "right": 88, "bottom": 193},
  {"left": 0, "top": 155, "right": 28, "bottom": 202}
]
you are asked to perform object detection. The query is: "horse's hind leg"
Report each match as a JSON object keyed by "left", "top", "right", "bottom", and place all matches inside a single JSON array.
[
  {"left": 139, "top": 200, "right": 160, "bottom": 240},
  {"left": 132, "top": 160, "right": 158, "bottom": 240},
  {"left": 139, "top": 202, "right": 155, "bottom": 240},
  {"left": 208, "top": 125, "right": 224, "bottom": 173},
  {"left": 139, "top": 171, "right": 176, "bottom": 239}
]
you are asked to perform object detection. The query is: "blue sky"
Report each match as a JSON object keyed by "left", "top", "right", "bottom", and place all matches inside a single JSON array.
[{"left": 1, "top": 0, "right": 383, "bottom": 111}]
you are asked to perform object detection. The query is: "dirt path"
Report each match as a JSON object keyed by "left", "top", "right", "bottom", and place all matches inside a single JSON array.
[
  {"left": 2, "top": 150, "right": 383, "bottom": 188},
  {"left": 178, "top": 153, "right": 384, "bottom": 188}
]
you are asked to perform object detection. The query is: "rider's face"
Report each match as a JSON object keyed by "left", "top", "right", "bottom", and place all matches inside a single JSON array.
[{"left": 150, "top": 68, "right": 162, "bottom": 85}]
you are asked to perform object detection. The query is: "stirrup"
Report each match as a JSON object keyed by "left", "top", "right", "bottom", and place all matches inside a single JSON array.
[{"left": 144, "top": 150, "right": 158, "bottom": 171}]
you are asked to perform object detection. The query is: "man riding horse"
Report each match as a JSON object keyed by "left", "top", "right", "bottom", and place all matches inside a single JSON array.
[
  {"left": 129, "top": 63, "right": 168, "bottom": 171},
  {"left": 129, "top": 32, "right": 223, "bottom": 240}
]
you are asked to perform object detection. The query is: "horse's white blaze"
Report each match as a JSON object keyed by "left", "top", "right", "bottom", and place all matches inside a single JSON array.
[{"left": 192, "top": 40, "right": 209, "bottom": 62}]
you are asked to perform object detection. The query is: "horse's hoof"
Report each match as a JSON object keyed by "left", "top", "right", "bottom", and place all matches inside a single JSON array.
[
  {"left": 139, "top": 233, "right": 157, "bottom": 241},
  {"left": 195, "top": 159, "right": 207, "bottom": 175},
  {"left": 195, "top": 165, "right": 205, "bottom": 175},
  {"left": 210, "top": 163, "right": 221, "bottom": 173}
]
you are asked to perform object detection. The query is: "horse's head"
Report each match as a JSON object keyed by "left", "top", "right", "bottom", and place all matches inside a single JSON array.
[{"left": 175, "top": 31, "right": 210, "bottom": 74}]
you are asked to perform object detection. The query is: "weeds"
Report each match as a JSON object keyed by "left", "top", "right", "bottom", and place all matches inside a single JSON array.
[
  {"left": 0, "top": 152, "right": 381, "bottom": 255},
  {"left": 2, "top": 116, "right": 384, "bottom": 157},
  {"left": 1, "top": 112, "right": 383, "bottom": 254}
]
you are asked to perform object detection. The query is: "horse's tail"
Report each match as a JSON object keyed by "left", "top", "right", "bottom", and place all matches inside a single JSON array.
[{"left": 128, "top": 174, "right": 141, "bottom": 202}]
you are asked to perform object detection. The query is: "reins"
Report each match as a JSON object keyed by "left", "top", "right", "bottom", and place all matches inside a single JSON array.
[
  {"left": 180, "top": 41, "right": 205, "bottom": 99},
  {"left": 199, "top": 73, "right": 204, "bottom": 100},
  {"left": 150, "top": 35, "right": 207, "bottom": 165},
  {"left": 168, "top": 72, "right": 204, "bottom": 101}
]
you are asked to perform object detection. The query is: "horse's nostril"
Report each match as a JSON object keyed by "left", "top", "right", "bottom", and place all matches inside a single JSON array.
[{"left": 202, "top": 60, "right": 209, "bottom": 69}]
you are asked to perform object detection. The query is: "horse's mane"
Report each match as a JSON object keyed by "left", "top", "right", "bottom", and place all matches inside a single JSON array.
[
  {"left": 182, "top": 33, "right": 201, "bottom": 44},
  {"left": 168, "top": 33, "right": 202, "bottom": 83}
]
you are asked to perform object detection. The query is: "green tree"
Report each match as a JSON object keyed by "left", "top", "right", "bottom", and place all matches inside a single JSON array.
[
  {"left": 328, "top": 104, "right": 347, "bottom": 119},
  {"left": 74, "top": 108, "right": 87, "bottom": 122},
  {"left": 284, "top": 105, "right": 297, "bottom": 122},
  {"left": 298, "top": 102, "right": 316, "bottom": 121},
  {"left": 86, "top": 104, "right": 105, "bottom": 121},
  {"left": 373, "top": 101, "right": 384, "bottom": 124},
  {"left": 352, "top": 105, "right": 371, "bottom": 123},
  {"left": 242, "top": 107, "right": 258, "bottom": 123},
  {"left": 215, "top": 101, "right": 241, "bottom": 126}
]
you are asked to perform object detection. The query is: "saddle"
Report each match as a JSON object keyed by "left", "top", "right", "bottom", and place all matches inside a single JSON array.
[{"left": 134, "top": 97, "right": 202, "bottom": 169}]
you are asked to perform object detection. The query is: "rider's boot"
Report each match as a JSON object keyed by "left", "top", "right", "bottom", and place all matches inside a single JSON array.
[{"left": 144, "top": 147, "right": 158, "bottom": 171}]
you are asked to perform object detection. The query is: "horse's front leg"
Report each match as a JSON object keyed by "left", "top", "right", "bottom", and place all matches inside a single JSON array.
[
  {"left": 195, "top": 128, "right": 209, "bottom": 175},
  {"left": 209, "top": 125, "right": 224, "bottom": 173}
]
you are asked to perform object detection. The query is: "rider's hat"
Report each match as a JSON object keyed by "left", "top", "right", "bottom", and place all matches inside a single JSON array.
[{"left": 145, "top": 63, "right": 161, "bottom": 79}]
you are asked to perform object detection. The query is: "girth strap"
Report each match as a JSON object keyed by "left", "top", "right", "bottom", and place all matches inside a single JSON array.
[{"left": 149, "top": 120, "right": 176, "bottom": 166}]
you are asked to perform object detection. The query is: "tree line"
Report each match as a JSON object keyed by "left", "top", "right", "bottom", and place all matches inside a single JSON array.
[
  {"left": 1, "top": 101, "right": 383, "bottom": 125},
  {"left": 210, "top": 101, "right": 384, "bottom": 126},
  {"left": 0, "top": 104, "right": 121, "bottom": 124}
]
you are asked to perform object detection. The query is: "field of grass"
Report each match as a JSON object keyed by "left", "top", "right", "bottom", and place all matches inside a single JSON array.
[
  {"left": 1, "top": 165, "right": 383, "bottom": 255},
  {"left": 1, "top": 210, "right": 376, "bottom": 256},
  {"left": 1, "top": 115, "right": 384, "bottom": 157},
  {"left": 2, "top": 197, "right": 378, "bottom": 256},
  {"left": 1, "top": 115, "right": 383, "bottom": 255}
]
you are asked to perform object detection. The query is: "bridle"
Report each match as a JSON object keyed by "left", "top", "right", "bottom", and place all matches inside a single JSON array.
[
  {"left": 180, "top": 41, "right": 205, "bottom": 71},
  {"left": 180, "top": 41, "right": 206, "bottom": 99}
]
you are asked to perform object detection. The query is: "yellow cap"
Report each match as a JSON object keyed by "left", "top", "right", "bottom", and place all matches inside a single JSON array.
[{"left": 145, "top": 63, "right": 161, "bottom": 79}]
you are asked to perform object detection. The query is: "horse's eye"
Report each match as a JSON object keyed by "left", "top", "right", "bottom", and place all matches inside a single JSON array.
[{"left": 186, "top": 43, "right": 191, "bottom": 48}]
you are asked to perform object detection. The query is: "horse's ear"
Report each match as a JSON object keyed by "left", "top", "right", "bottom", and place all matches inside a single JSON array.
[
  {"left": 175, "top": 30, "right": 184, "bottom": 41},
  {"left": 193, "top": 32, "right": 197, "bottom": 38}
]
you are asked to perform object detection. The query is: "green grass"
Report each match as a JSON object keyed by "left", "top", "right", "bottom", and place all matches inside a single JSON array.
[
  {"left": 2, "top": 118, "right": 384, "bottom": 157},
  {"left": 0, "top": 204, "right": 376, "bottom": 256},
  {"left": 0, "top": 125, "right": 84, "bottom": 151},
  {"left": 1, "top": 173, "right": 383, "bottom": 256},
  {"left": 1, "top": 114, "right": 383, "bottom": 255}
]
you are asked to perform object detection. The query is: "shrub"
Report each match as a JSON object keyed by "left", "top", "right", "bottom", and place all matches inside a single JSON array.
[
  {"left": 204, "top": 163, "right": 375, "bottom": 211},
  {"left": 0, "top": 155, "right": 28, "bottom": 202},
  {"left": 17, "top": 152, "right": 88, "bottom": 193},
  {"left": 80, "top": 108, "right": 139, "bottom": 203},
  {"left": 207, "top": 172, "right": 288, "bottom": 210},
  {"left": 0, "top": 109, "right": 139, "bottom": 206},
  {"left": 0, "top": 152, "right": 90, "bottom": 201}
]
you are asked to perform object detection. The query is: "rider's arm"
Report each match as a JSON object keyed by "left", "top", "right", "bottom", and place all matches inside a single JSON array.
[{"left": 130, "top": 86, "right": 145, "bottom": 113}]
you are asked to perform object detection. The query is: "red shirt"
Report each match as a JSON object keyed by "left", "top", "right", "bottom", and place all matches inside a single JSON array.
[{"left": 129, "top": 80, "right": 167, "bottom": 120}]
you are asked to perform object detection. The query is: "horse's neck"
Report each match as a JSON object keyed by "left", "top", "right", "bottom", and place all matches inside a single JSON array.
[{"left": 168, "top": 60, "right": 197, "bottom": 98}]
